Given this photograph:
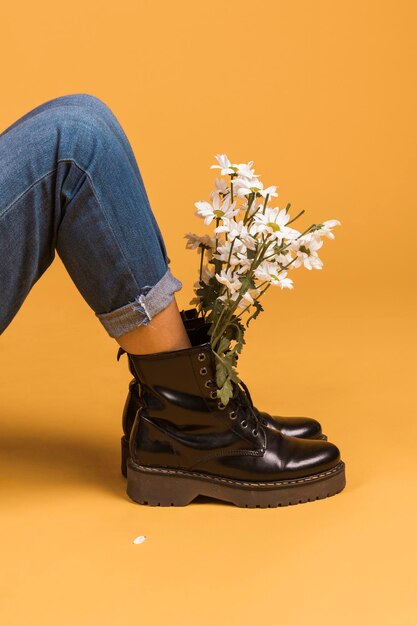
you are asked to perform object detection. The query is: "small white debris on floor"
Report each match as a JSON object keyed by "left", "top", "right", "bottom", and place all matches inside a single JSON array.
[{"left": 133, "top": 535, "right": 146, "bottom": 545}]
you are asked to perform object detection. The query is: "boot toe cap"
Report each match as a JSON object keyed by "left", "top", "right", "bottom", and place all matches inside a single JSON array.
[
  {"left": 286, "top": 437, "right": 341, "bottom": 476},
  {"left": 278, "top": 416, "right": 323, "bottom": 439},
  {"left": 258, "top": 411, "right": 323, "bottom": 439}
]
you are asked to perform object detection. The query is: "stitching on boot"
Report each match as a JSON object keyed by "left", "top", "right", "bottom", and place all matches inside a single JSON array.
[{"left": 131, "top": 461, "right": 344, "bottom": 488}]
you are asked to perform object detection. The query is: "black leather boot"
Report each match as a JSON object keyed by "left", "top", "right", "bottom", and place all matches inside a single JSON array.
[
  {"left": 118, "top": 308, "right": 326, "bottom": 477},
  {"left": 124, "top": 336, "right": 345, "bottom": 507}
]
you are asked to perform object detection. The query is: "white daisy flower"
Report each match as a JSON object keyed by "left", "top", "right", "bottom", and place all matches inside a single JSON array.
[
  {"left": 200, "top": 234, "right": 216, "bottom": 248},
  {"left": 213, "top": 218, "right": 257, "bottom": 251},
  {"left": 312, "top": 219, "right": 341, "bottom": 239},
  {"left": 236, "top": 287, "right": 262, "bottom": 309},
  {"left": 210, "top": 154, "right": 235, "bottom": 176},
  {"left": 234, "top": 251, "right": 253, "bottom": 274},
  {"left": 234, "top": 176, "right": 264, "bottom": 198},
  {"left": 261, "top": 238, "right": 298, "bottom": 267},
  {"left": 184, "top": 232, "right": 203, "bottom": 249},
  {"left": 291, "top": 235, "right": 324, "bottom": 270},
  {"left": 235, "top": 161, "right": 257, "bottom": 179},
  {"left": 273, "top": 271, "right": 294, "bottom": 289},
  {"left": 213, "top": 241, "right": 242, "bottom": 265},
  {"left": 218, "top": 291, "right": 239, "bottom": 303},
  {"left": 258, "top": 185, "right": 278, "bottom": 199},
  {"left": 250, "top": 207, "right": 299, "bottom": 241},
  {"left": 253, "top": 260, "right": 272, "bottom": 282},
  {"left": 210, "top": 177, "right": 229, "bottom": 200},
  {"left": 184, "top": 232, "right": 216, "bottom": 252},
  {"left": 276, "top": 251, "right": 295, "bottom": 267},
  {"left": 215, "top": 267, "right": 242, "bottom": 293},
  {"left": 253, "top": 260, "right": 293, "bottom": 289},
  {"left": 194, "top": 195, "right": 238, "bottom": 226}
]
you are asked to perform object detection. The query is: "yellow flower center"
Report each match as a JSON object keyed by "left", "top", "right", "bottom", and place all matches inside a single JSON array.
[{"left": 267, "top": 222, "right": 280, "bottom": 232}]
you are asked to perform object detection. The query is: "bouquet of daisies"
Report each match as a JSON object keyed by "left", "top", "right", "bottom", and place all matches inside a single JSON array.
[{"left": 184, "top": 154, "right": 340, "bottom": 405}]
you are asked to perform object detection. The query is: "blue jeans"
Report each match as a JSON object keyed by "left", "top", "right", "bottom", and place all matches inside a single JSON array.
[{"left": 0, "top": 93, "right": 183, "bottom": 339}]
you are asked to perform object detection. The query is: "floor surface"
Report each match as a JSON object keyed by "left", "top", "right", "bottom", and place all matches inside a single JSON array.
[{"left": 1, "top": 258, "right": 415, "bottom": 626}]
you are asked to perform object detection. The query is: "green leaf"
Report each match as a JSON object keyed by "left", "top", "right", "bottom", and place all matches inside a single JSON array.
[
  {"left": 218, "top": 378, "right": 233, "bottom": 405},
  {"left": 246, "top": 300, "right": 264, "bottom": 327},
  {"left": 228, "top": 366, "right": 241, "bottom": 384},
  {"left": 215, "top": 360, "right": 229, "bottom": 387},
  {"left": 218, "top": 335, "right": 231, "bottom": 354},
  {"left": 238, "top": 275, "right": 256, "bottom": 291}
]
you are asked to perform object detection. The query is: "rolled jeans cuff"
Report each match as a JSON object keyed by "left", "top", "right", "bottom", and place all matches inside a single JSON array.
[{"left": 95, "top": 267, "right": 183, "bottom": 339}]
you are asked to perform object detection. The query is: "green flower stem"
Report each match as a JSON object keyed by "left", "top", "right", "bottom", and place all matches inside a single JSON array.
[
  {"left": 214, "top": 216, "right": 219, "bottom": 252},
  {"left": 225, "top": 238, "right": 236, "bottom": 272},
  {"left": 286, "top": 209, "right": 305, "bottom": 225},
  {"left": 282, "top": 256, "right": 297, "bottom": 270},
  {"left": 210, "top": 191, "right": 296, "bottom": 352},
  {"left": 243, "top": 193, "right": 255, "bottom": 225},
  {"left": 237, "top": 248, "right": 301, "bottom": 320},
  {"left": 295, "top": 223, "right": 318, "bottom": 240},
  {"left": 213, "top": 216, "right": 223, "bottom": 275},
  {"left": 212, "top": 221, "right": 262, "bottom": 346},
  {"left": 262, "top": 223, "right": 318, "bottom": 263},
  {"left": 199, "top": 244, "right": 205, "bottom": 282},
  {"left": 209, "top": 299, "right": 229, "bottom": 348},
  {"left": 210, "top": 235, "right": 270, "bottom": 347},
  {"left": 239, "top": 283, "right": 271, "bottom": 317},
  {"left": 261, "top": 193, "right": 269, "bottom": 215}
]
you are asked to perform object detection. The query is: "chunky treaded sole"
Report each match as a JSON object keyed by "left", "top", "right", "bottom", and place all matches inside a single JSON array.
[
  {"left": 120, "top": 433, "right": 327, "bottom": 479},
  {"left": 126, "top": 458, "right": 346, "bottom": 508}
]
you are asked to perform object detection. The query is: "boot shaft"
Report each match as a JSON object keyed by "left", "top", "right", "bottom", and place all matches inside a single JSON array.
[
  {"left": 125, "top": 332, "right": 265, "bottom": 469},
  {"left": 127, "top": 336, "right": 257, "bottom": 437}
]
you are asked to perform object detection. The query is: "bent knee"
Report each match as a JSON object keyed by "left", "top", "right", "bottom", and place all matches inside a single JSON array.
[
  {"left": 39, "top": 93, "right": 117, "bottom": 132},
  {"left": 61, "top": 93, "right": 113, "bottom": 115}
]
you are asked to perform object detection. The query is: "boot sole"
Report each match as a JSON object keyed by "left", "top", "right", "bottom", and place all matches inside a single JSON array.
[
  {"left": 126, "top": 458, "right": 346, "bottom": 508},
  {"left": 120, "top": 433, "right": 327, "bottom": 479}
]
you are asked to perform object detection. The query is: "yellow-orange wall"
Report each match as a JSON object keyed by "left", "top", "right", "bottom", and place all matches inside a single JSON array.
[{"left": 1, "top": 2, "right": 416, "bottom": 625}]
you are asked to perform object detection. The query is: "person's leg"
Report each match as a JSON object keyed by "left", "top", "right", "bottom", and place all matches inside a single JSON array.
[
  {"left": 115, "top": 298, "right": 192, "bottom": 353},
  {"left": 0, "top": 93, "right": 191, "bottom": 353}
]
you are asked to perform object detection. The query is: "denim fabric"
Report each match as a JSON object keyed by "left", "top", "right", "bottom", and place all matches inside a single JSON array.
[{"left": 0, "top": 93, "right": 183, "bottom": 339}]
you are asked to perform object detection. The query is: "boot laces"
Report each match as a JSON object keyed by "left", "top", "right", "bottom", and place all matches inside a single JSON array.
[
  {"left": 234, "top": 378, "right": 268, "bottom": 427},
  {"left": 230, "top": 379, "right": 263, "bottom": 436}
]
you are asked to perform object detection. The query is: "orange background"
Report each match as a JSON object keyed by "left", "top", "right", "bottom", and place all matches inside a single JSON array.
[{"left": 1, "top": 1, "right": 416, "bottom": 624}]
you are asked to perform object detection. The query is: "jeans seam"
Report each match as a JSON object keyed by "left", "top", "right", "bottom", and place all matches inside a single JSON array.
[
  {"left": 95, "top": 266, "right": 183, "bottom": 338},
  {"left": 57, "top": 157, "right": 147, "bottom": 300},
  {"left": 0, "top": 168, "right": 58, "bottom": 221}
]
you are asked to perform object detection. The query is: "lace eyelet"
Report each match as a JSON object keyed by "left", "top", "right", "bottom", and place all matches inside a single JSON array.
[
  {"left": 240, "top": 420, "right": 248, "bottom": 428},
  {"left": 199, "top": 367, "right": 207, "bottom": 375},
  {"left": 197, "top": 352, "right": 206, "bottom": 361},
  {"left": 210, "top": 390, "right": 218, "bottom": 399},
  {"left": 252, "top": 428, "right": 259, "bottom": 436},
  {"left": 229, "top": 410, "right": 237, "bottom": 420},
  {"left": 217, "top": 401, "right": 226, "bottom": 410},
  {"left": 205, "top": 380, "right": 214, "bottom": 389}
]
